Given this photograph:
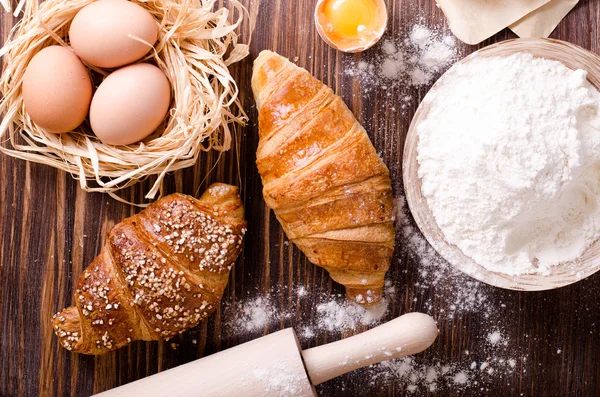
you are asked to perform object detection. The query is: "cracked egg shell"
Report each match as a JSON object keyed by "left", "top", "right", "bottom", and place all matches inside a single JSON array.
[{"left": 315, "top": 0, "right": 388, "bottom": 53}]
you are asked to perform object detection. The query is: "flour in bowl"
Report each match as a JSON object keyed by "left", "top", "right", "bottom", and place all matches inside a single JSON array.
[{"left": 417, "top": 53, "right": 600, "bottom": 275}]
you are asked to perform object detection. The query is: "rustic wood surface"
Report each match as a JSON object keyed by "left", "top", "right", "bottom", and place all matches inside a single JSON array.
[{"left": 2, "top": 1, "right": 600, "bottom": 396}]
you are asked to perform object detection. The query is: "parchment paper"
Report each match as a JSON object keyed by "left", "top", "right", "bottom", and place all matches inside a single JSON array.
[
  {"left": 509, "top": 0, "right": 579, "bottom": 38},
  {"left": 436, "top": 0, "right": 552, "bottom": 45}
]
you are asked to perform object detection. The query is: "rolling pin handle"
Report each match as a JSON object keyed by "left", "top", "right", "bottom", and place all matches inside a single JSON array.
[{"left": 300, "top": 312, "right": 438, "bottom": 386}]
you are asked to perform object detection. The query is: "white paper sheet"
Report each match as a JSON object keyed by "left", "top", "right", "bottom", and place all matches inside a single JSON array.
[
  {"left": 510, "top": 0, "right": 579, "bottom": 38},
  {"left": 436, "top": 0, "right": 552, "bottom": 45}
]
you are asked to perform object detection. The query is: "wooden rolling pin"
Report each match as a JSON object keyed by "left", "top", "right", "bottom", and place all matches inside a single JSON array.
[{"left": 95, "top": 312, "right": 438, "bottom": 396}]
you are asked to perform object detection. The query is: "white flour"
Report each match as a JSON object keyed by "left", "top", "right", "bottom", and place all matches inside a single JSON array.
[
  {"left": 315, "top": 297, "right": 389, "bottom": 331},
  {"left": 395, "top": 196, "right": 492, "bottom": 316},
  {"left": 365, "top": 351, "right": 523, "bottom": 394},
  {"left": 417, "top": 53, "right": 600, "bottom": 275},
  {"left": 487, "top": 331, "right": 504, "bottom": 346},
  {"left": 345, "top": 24, "right": 456, "bottom": 89},
  {"left": 230, "top": 296, "right": 282, "bottom": 332},
  {"left": 224, "top": 282, "right": 393, "bottom": 338},
  {"left": 240, "top": 360, "right": 308, "bottom": 397}
]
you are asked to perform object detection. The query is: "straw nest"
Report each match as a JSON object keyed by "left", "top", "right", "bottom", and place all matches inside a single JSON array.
[{"left": 0, "top": 0, "right": 249, "bottom": 202}]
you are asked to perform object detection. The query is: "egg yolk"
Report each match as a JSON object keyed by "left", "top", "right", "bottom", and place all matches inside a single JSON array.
[{"left": 323, "top": 0, "right": 379, "bottom": 39}]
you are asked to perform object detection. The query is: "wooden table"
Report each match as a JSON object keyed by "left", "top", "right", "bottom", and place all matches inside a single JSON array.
[{"left": 2, "top": 1, "right": 600, "bottom": 396}]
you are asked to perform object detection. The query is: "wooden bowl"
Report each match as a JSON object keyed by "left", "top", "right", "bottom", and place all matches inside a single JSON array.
[{"left": 403, "top": 38, "right": 600, "bottom": 291}]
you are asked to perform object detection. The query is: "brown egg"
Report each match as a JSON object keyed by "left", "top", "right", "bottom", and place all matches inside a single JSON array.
[
  {"left": 90, "top": 63, "right": 171, "bottom": 146},
  {"left": 69, "top": 0, "right": 158, "bottom": 68},
  {"left": 22, "top": 45, "right": 93, "bottom": 134}
]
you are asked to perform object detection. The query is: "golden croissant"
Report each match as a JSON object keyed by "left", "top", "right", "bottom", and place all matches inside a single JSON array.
[
  {"left": 53, "top": 183, "right": 246, "bottom": 354},
  {"left": 252, "top": 50, "right": 395, "bottom": 306}
]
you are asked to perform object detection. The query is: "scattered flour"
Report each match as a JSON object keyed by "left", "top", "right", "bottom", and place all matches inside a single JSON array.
[
  {"left": 453, "top": 371, "right": 469, "bottom": 385},
  {"left": 365, "top": 352, "right": 524, "bottom": 394},
  {"left": 223, "top": 174, "right": 531, "bottom": 395},
  {"left": 395, "top": 195, "right": 492, "bottom": 317},
  {"left": 373, "top": 194, "right": 530, "bottom": 393},
  {"left": 367, "top": 358, "right": 469, "bottom": 392},
  {"left": 231, "top": 297, "right": 275, "bottom": 332},
  {"left": 247, "top": 361, "right": 307, "bottom": 397},
  {"left": 315, "top": 298, "right": 390, "bottom": 331},
  {"left": 295, "top": 285, "right": 308, "bottom": 297},
  {"left": 301, "top": 326, "right": 315, "bottom": 339},
  {"left": 417, "top": 53, "right": 600, "bottom": 275},
  {"left": 487, "top": 331, "right": 503, "bottom": 346},
  {"left": 344, "top": 24, "right": 457, "bottom": 89},
  {"left": 224, "top": 282, "right": 394, "bottom": 337}
]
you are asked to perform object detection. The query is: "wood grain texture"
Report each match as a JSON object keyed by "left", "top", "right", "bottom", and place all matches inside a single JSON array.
[{"left": 2, "top": 1, "right": 600, "bottom": 396}]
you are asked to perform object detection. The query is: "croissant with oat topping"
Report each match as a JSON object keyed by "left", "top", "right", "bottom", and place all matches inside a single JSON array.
[
  {"left": 252, "top": 51, "right": 395, "bottom": 306},
  {"left": 53, "top": 183, "right": 246, "bottom": 354}
]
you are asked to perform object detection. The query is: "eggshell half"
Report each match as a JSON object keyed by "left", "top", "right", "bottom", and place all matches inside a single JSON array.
[
  {"left": 22, "top": 45, "right": 93, "bottom": 134},
  {"left": 90, "top": 63, "right": 171, "bottom": 145},
  {"left": 69, "top": 0, "right": 158, "bottom": 68},
  {"left": 315, "top": 0, "right": 388, "bottom": 53}
]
